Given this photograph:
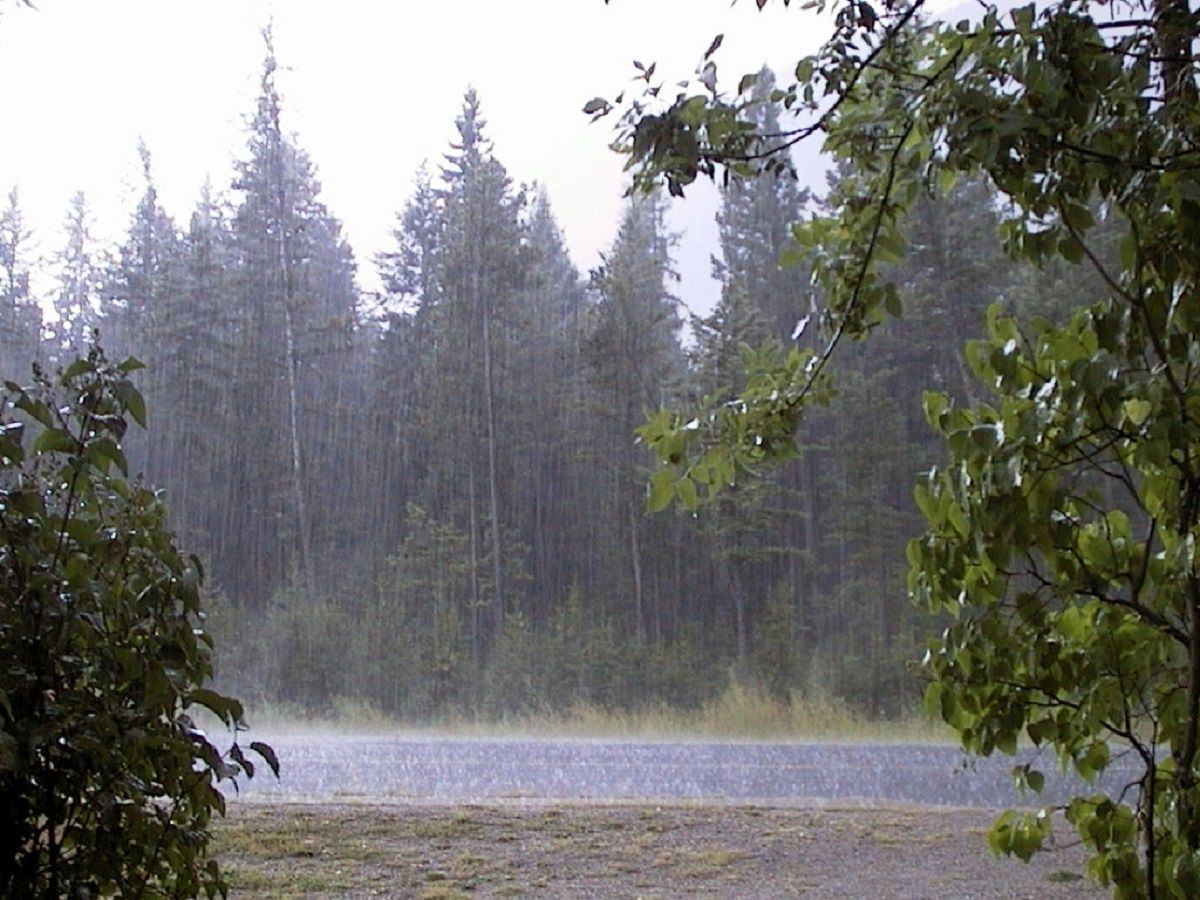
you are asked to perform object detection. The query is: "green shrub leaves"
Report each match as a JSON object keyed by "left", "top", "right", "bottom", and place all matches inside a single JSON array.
[{"left": 0, "top": 348, "right": 275, "bottom": 898}]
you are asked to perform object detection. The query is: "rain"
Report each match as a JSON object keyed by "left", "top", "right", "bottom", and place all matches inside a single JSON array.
[
  {"left": 0, "top": 0, "right": 1189, "bottom": 897},
  {"left": 228, "top": 734, "right": 1140, "bottom": 810}
]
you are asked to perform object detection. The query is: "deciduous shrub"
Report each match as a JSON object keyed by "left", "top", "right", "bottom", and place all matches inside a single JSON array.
[{"left": 0, "top": 349, "right": 275, "bottom": 898}]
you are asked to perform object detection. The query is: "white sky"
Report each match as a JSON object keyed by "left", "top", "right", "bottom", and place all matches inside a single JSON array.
[{"left": 0, "top": 0, "right": 837, "bottom": 316}]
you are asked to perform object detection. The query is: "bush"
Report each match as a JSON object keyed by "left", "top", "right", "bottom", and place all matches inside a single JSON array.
[{"left": 0, "top": 350, "right": 275, "bottom": 898}]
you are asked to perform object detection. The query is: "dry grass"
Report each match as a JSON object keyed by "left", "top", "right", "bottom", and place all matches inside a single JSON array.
[{"left": 234, "top": 683, "right": 952, "bottom": 743}]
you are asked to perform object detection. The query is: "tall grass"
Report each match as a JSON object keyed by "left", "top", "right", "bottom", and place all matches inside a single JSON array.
[
  {"left": 487, "top": 683, "right": 950, "bottom": 742},
  {"left": 236, "top": 683, "right": 952, "bottom": 743}
]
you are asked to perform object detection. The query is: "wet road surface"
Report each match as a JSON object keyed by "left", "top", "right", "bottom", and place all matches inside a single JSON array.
[{"left": 227, "top": 734, "right": 1140, "bottom": 808}]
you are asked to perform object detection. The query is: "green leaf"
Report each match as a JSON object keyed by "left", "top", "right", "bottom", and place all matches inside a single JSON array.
[
  {"left": 86, "top": 438, "right": 128, "bottom": 475},
  {"left": 923, "top": 681, "right": 944, "bottom": 719},
  {"left": 33, "top": 427, "right": 78, "bottom": 455},
  {"left": 186, "top": 688, "right": 241, "bottom": 724},
  {"left": 61, "top": 358, "right": 95, "bottom": 380},
  {"left": 249, "top": 741, "right": 281, "bottom": 779},
  {"left": 676, "top": 475, "right": 699, "bottom": 510},
  {"left": 229, "top": 742, "right": 254, "bottom": 779},
  {"left": 1122, "top": 398, "right": 1151, "bottom": 427},
  {"left": 1057, "top": 605, "right": 1090, "bottom": 642},
  {"left": 64, "top": 517, "right": 98, "bottom": 547},
  {"left": 884, "top": 289, "right": 902, "bottom": 318},
  {"left": 117, "top": 356, "right": 146, "bottom": 373},
  {"left": 115, "top": 380, "right": 147, "bottom": 428},
  {"left": 922, "top": 391, "right": 949, "bottom": 428},
  {"left": 1077, "top": 741, "right": 1109, "bottom": 782},
  {"left": 15, "top": 394, "right": 53, "bottom": 427},
  {"left": 1058, "top": 235, "right": 1084, "bottom": 264},
  {"left": 647, "top": 468, "right": 676, "bottom": 513},
  {"left": 989, "top": 810, "right": 1016, "bottom": 856}
]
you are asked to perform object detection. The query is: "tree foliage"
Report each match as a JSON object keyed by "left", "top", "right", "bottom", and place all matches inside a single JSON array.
[
  {"left": 601, "top": 0, "right": 1200, "bottom": 894},
  {"left": 0, "top": 349, "right": 276, "bottom": 898}
]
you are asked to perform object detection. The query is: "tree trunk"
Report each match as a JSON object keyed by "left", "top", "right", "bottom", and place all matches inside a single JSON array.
[
  {"left": 629, "top": 497, "right": 646, "bottom": 644},
  {"left": 720, "top": 547, "right": 750, "bottom": 680},
  {"left": 481, "top": 287, "right": 505, "bottom": 636},
  {"left": 467, "top": 463, "right": 482, "bottom": 669},
  {"left": 281, "top": 304, "right": 314, "bottom": 598},
  {"left": 798, "top": 455, "right": 818, "bottom": 646}
]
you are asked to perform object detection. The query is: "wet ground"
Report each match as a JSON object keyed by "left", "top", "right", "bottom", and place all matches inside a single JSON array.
[
  {"left": 227, "top": 734, "right": 1139, "bottom": 808},
  {"left": 216, "top": 801, "right": 1107, "bottom": 897}
]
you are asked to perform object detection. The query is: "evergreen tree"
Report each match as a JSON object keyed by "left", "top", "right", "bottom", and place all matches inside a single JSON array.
[
  {"left": 688, "top": 291, "right": 775, "bottom": 677},
  {"left": 436, "top": 88, "right": 527, "bottom": 644},
  {"left": 372, "top": 166, "right": 444, "bottom": 548},
  {"left": 705, "top": 178, "right": 818, "bottom": 673},
  {"left": 699, "top": 79, "right": 815, "bottom": 685},
  {"left": 801, "top": 177, "right": 1011, "bottom": 710},
  {"left": 224, "top": 34, "right": 359, "bottom": 606},
  {"left": 585, "top": 193, "right": 684, "bottom": 643},
  {"left": 99, "top": 142, "right": 184, "bottom": 481},
  {"left": 510, "top": 187, "right": 589, "bottom": 624},
  {"left": 713, "top": 69, "right": 813, "bottom": 344},
  {"left": 0, "top": 187, "right": 41, "bottom": 379},
  {"left": 167, "top": 183, "right": 239, "bottom": 545},
  {"left": 48, "top": 192, "right": 99, "bottom": 360}
]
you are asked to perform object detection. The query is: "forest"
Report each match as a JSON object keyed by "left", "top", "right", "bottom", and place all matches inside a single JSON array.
[
  {"left": 0, "top": 45, "right": 1099, "bottom": 723},
  {"left": 6, "top": 0, "right": 1200, "bottom": 893}
]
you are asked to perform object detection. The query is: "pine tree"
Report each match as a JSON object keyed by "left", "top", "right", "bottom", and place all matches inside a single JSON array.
[
  {"left": 688, "top": 290, "right": 774, "bottom": 677},
  {"left": 48, "top": 192, "right": 99, "bottom": 361},
  {"left": 585, "top": 193, "right": 684, "bottom": 643},
  {"left": 714, "top": 69, "right": 814, "bottom": 344},
  {"left": 702, "top": 77, "right": 815, "bottom": 683},
  {"left": 0, "top": 187, "right": 41, "bottom": 380},
  {"left": 224, "top": 33, "right": 360, "bottom": 606},
  {"left": 100, "top": 142, "right": 184, "bottom": 481},
  {"left": 437, "top": 88, "right": 527, "bottom": 643},
  {"left": 802, "top": 176, "right": 1011, "bottom": 710},
  {"left": 372, "top": 166, "right": 444, "bottom": 548},
  {"left": 158, "top": 182, "right": 239, "bottom": 550},
  {"left": 509, "top": 187, "right": 588, "bottom": 624}
]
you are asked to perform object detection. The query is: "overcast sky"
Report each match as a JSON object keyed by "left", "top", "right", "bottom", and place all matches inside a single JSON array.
[{"left": 0, "top": 0, "right": 839, "bottom": 315}]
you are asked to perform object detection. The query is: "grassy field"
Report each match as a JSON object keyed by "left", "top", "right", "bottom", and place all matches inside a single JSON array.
[
  {"left": 213, "top": 801, "right": 1102, "bottom": 898},
  {"left": 233, "top": 684, "right": 953, "bottom": 744}
]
